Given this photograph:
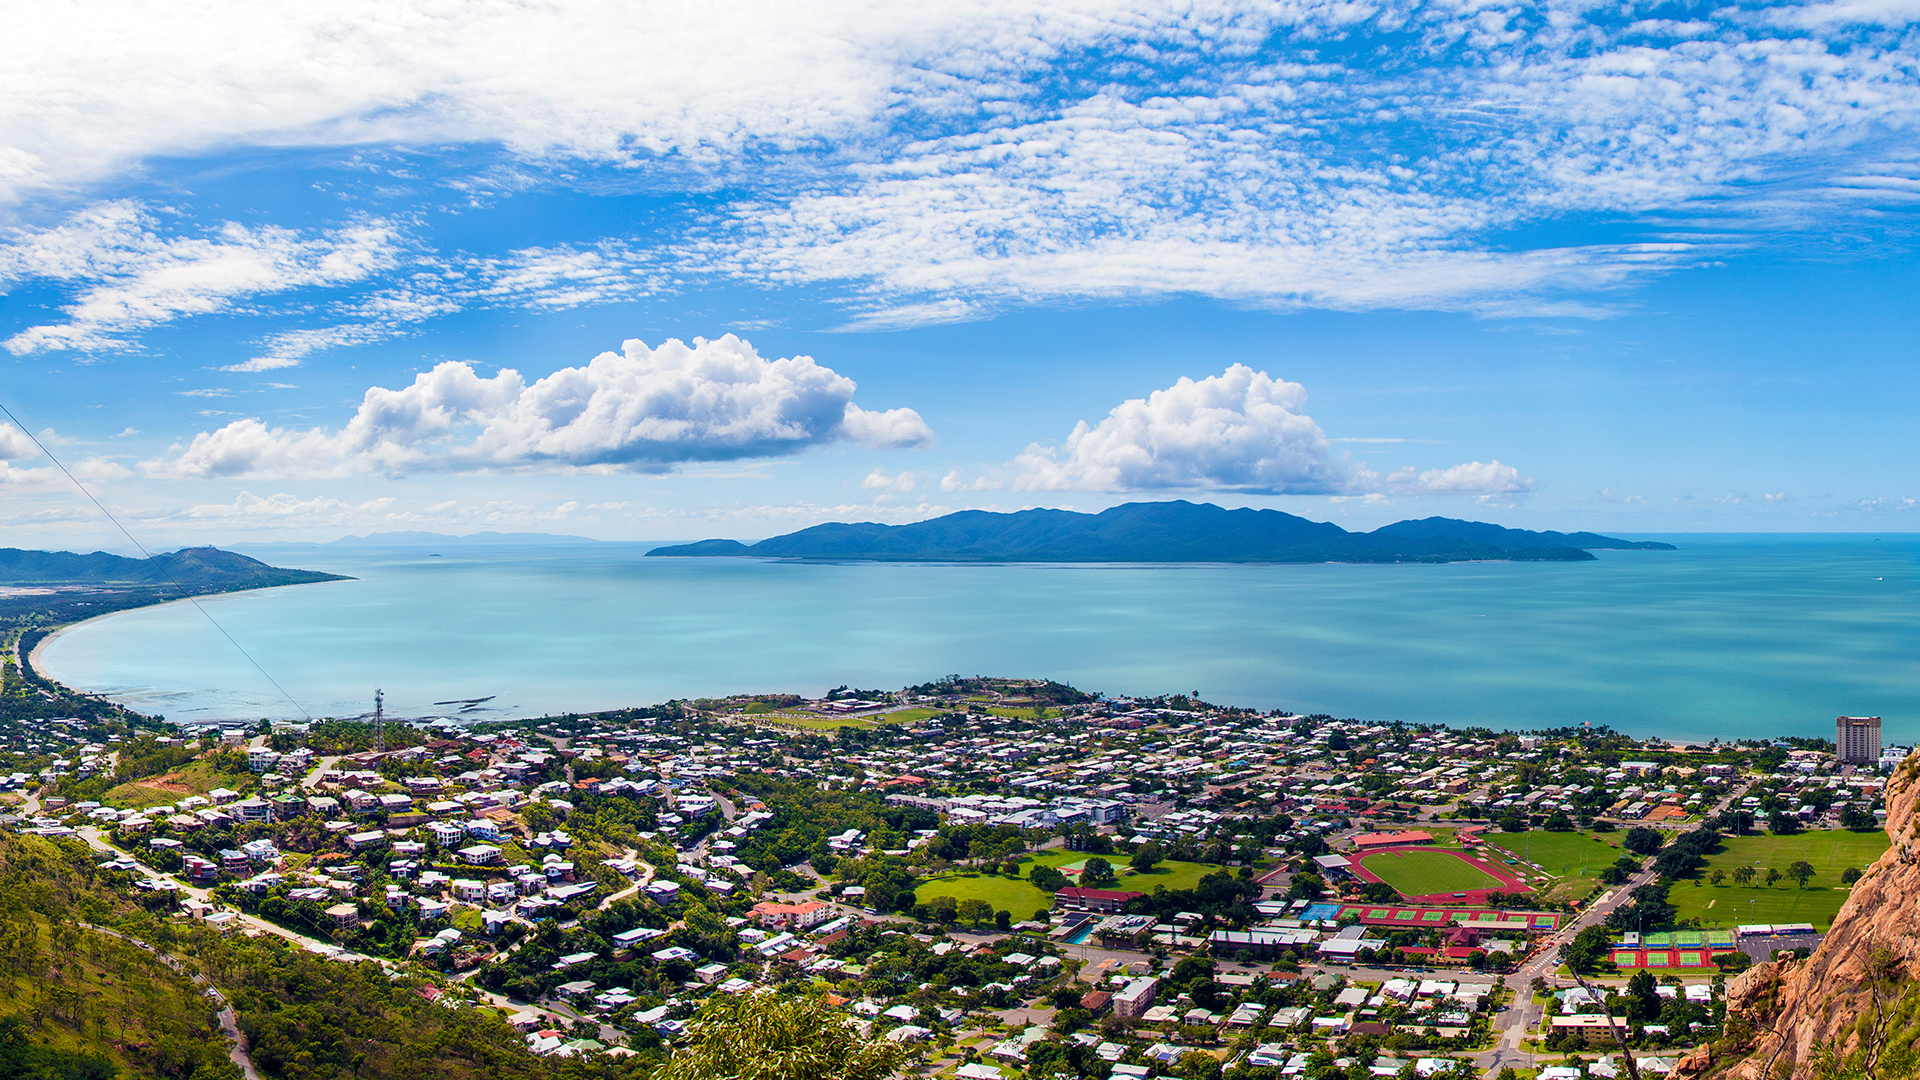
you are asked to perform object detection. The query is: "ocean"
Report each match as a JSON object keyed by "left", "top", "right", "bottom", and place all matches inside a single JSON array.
[{"left": 34, "top": 534, "right": 1918, "bottom": 742}]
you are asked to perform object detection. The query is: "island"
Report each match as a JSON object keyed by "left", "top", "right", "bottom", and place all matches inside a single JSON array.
[{"left": 646, "top": 500, "right": 1677, "bottom": 563}]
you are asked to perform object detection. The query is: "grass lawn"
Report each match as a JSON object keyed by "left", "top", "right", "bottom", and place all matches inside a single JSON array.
[
  {"left": 913, "top": 872, "right": 1053, "bottom": 918},
  {"left": 1668, "top": 829, "right": 1889, "bottom": 929},
  {"left": 758, "top": 707, "right": 942, "bottom": 731},
  {"left": 103, "top": 757, "right": 256, "bottom": 808},
  {"left": 1026, "top": 851, "right": 1225, "bottom": 892},
  {"left": 921, "top": 854, "right": 1229, "bottom": 917},
  {"left": 1483, "top": 830, "right": 1625, "bottom": 879},
  {"left": 1359, "top": 849, "right": 1505, "bottom": 895}
]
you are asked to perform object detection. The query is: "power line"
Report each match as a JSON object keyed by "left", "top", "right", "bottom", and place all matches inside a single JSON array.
[{"left": 0, "top": 402, "right": 312, "bottom": 721}]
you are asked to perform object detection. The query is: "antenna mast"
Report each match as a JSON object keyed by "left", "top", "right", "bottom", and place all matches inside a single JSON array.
[{"left": 374, "top": 689, "right": 385, "bottom": 754}]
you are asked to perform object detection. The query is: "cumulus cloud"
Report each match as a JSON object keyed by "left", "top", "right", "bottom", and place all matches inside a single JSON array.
[
  {"left": 1392, "top": 461, "right": 1534, "bottom": 498},
  {"left": 147, "top": 335, "right": 932, "bottom": 479},
  {"left": 0, "top": 202, "right": 402, "bottom": 355},
  {"left": 0, "top": 423, "right": 41, "bottom": 461},
  {"left": 940, "top": 469, "right": 1003, "bottom": 493},
  {"left": 860, "top": 469, "right": 915, "bottom": 493},
  {"left": 1016, "top": 366, "right": 1534, "bottom": 498},
  {"left": 1016, "top": 365, "right": 1354, "bottom": 495}
]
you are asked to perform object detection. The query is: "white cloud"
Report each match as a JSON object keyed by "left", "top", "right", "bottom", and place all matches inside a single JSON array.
[
  {"left": 0, "top": 423, "right": 41, "bottom": 461},
  {"left": 860, "top": 469, "right": 915, "bottom": 493},
  {"left": 0, "top": 1, "right": 1917, "bottom": 343},
  {"left": 1395, "top": 461, "right": 1534, "bottom": 498},
  {"left": 1016, "top": 366, "right": 1534, "bottom": 498},
  {"left": 0, "top": 202, "right": 402, "bottom": 355},
  {"left": 940, "top": 469, "right": 1004, "bottom": 493},
  {"left": 147, "top": 334, "right": 932, "bottom": 479},
  {"left": 1015, "top": 365, "right": 1355, "bottom": 495}
]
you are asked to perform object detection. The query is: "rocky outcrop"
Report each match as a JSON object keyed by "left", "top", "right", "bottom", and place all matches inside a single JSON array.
[{"left": 1680, "top": 757, "right": 1920, "bottom": 1078}]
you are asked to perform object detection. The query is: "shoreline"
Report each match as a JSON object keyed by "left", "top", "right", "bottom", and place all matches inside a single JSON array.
[{"left": 28, "top": 580, "right": 336, "bottom": 689}]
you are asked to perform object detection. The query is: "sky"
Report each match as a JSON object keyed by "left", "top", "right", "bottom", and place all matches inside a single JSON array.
[{"left": 2, "top": 0, "right": 1918, "bottom": 549}]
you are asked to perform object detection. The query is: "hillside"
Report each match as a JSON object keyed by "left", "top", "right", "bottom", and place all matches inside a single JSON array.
[
  {"left": 0, "top": 547, "right": 347, "bottom": 589},
  {"left": 0, "top": 831, "right": 631, "bottom": 1080},
  {"left": 0, "top": 833, "right": 238, "bottom": 1080},
  {"left": 647, "top": 500, "right": 1676, "bottom": 564},
  {"left": 1681, "top": 758, "right": 1920, "bottom": 1078}
]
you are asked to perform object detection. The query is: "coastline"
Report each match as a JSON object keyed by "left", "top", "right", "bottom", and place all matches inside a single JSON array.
[
  {"left": 27, "top": 605, "right": 137, "bottom": 680},
  {"left": 28, "top": 579, "right": 343, "bottom": 689}
]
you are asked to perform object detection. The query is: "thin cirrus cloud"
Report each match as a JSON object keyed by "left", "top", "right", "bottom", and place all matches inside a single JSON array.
[
  {"left": 0, "top": 202, "right": 402, "bottom": 356},
  {"left": 0, "top": 1, "right": 1914, "bottom": 357},
  {"left": 143, "top": 335, "right": 932, "bottom": 479},
  {"left": 1014, "top": 365, "right": 1532, "bottom": 499}
]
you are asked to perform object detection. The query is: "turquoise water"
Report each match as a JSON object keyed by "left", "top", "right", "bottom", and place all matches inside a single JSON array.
[{"left": 36, "top": 535, "right": 1918, "bottom": 742}]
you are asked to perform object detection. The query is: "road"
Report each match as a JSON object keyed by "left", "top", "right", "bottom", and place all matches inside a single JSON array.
[
  {"left": 302, "top": 756, "right": 342, "bottom": 790},
  {"left": 77, "top": 921, "right": 261, "bottom": 1080},
  {"left": 1468, "top": 784, "right": 1750, "bottom": 1076}
]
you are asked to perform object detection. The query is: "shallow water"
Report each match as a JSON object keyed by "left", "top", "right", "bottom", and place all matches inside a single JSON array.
[{"left": 36, "top": 534, "right": 1919, "bottom": 742}]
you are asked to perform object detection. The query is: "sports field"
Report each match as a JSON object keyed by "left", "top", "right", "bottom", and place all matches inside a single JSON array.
[
  {"left": 1358, "top": 848, "right": 1507, "bottom": 897},
  {"left": 1482, "top": 830, "right": 1624, "bottom": 879},
  {"left": 1668, "top": 829, "right": 1888, "bottom": 929}
]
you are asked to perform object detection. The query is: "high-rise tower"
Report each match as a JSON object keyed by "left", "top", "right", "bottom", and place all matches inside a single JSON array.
[{"left": 1836, "top": 715, "right": 1881, "bottom": 764}]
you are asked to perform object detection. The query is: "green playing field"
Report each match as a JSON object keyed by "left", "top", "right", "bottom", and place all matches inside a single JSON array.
[{"left": 1359, "top": 848, "right": 1504, "bottom": 896}]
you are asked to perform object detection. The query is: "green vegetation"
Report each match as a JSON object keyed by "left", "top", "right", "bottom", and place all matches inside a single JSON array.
[
  {"left": 1357, "top": 849, "right": 1504, "bottom": 896},
  {"left": 0, "top": 830, "right": 642, "bottom": 1080},
  {"left": 653, "top": 991, "right": 912, "bottom": 1080},
  {"left": 1482, "top": 830, "right": 1622, "bottom": 879},
  {"left": 1669, "top": 829, "right": 1889, "bottom": 928},
  {"left": 912, "top": 872, "right": 1049, "bottom": 916},
  {"left": 102, "top": 755, "right": 257, "bottom": 808}
]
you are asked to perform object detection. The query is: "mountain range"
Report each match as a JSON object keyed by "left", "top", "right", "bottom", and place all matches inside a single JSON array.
[
  {"left": 646, "top": 501, "right": 1676, "bottom": 564},
  {"left": 0, "top": 546, "right": 349, "bottom": 589}
]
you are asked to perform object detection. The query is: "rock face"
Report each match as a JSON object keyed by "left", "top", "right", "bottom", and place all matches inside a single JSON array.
[{"left": 1681, "top": 757, "right": 1920, "bottom": 1078}]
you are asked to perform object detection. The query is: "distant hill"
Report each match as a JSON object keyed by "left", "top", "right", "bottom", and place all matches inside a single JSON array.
[
  {"left": 646, "top": 501, "right": 1677, "bottom": 564},
  {"left": 0, "top": 546, "right": 348, "bottom": 588}
]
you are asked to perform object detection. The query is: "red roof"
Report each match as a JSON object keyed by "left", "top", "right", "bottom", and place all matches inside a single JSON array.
[{"left": 1057, "top": 887, "right": 1147, "bottom": 902}]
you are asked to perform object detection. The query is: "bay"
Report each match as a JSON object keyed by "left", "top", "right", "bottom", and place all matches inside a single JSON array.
[{"left": 34, "top": 534, "right": 1918, "bottom": 742}]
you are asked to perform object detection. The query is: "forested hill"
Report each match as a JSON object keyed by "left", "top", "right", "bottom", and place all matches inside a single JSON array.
[
  {"left": 646, "top": 501, "right": 1676, "bottom": 564},
  {"left": 0, "top": 546, "right": 348, "bottom": 589}
]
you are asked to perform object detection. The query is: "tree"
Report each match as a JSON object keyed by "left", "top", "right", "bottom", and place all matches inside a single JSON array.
[
  {"left": 1624, "top": 828, "right": 1665, "bottom": 856},
  {"left": 1769, "top": 812, "right": 1803, "bottom": 836},
  {"left": 957, "top": 898, "right": 994, "bottom": 926},
  {"left": 655, "top": 990, "right": 916, "bottom": 1080},
  {"left": 1839, "top": 804, "right": 1878, "bottom": 831},
  {"left": 1787, "top": 861, "right": 1816, "bottom": 889},
  {"left": 1130, "top": 842, "right": 1164, "bottom": 874},
  {"left": 1732, "top": 866, "right": 1756, "bottom": 887},
  {"left": 1081, "top": 858, "right": 1117, "bottom": 888},
  {"left": 1176, "top": 1049, "right": 1224, "bottom": 1080},
  {"left": 994, "top": 909, "right": 1011, "bottom": 931},
  {"left": 927, "top": 895, "right": 959, "bottom": 924},
  {"left": 1030, "top": 866, "right": 1069, "bottom": 892},
  {"left": 1562, "top": 925, "right": 1612, "bottom": 975},
  {"left": 1543, "top": 812, "right": 1575, "bottom": 833},
  {"left": 1709, "top": 869, "right": 1726, "bottom": 886},
  {"left": 1841, "top": 867, "right": 1864, "bottom": 886},
  {"left": 1764, "top": 867, "right": 1783, "bottom": 887}
]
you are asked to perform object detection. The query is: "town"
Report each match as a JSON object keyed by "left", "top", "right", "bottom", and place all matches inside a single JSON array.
[{"left": 0, "top": 665, "right": 1902, "bottom": 1080}]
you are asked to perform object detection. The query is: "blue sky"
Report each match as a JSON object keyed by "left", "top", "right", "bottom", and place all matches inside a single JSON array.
[{"left": 2, "top": 0, "right": 1917, "bottom": 547}]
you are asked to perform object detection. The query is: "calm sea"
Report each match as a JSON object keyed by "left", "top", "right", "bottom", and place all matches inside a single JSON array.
[{"left": 35, "top": 535, "right": 1918, "bottom": 742}]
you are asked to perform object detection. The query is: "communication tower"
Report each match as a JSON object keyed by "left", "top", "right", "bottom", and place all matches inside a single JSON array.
[{"left": 374, "top": 689, "right": 385, "bottom": 754}]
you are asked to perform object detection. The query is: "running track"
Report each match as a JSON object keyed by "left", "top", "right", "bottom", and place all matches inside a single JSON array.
[{"left": 1347, "top": 845, "right": 1531, "bottom": 904}]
